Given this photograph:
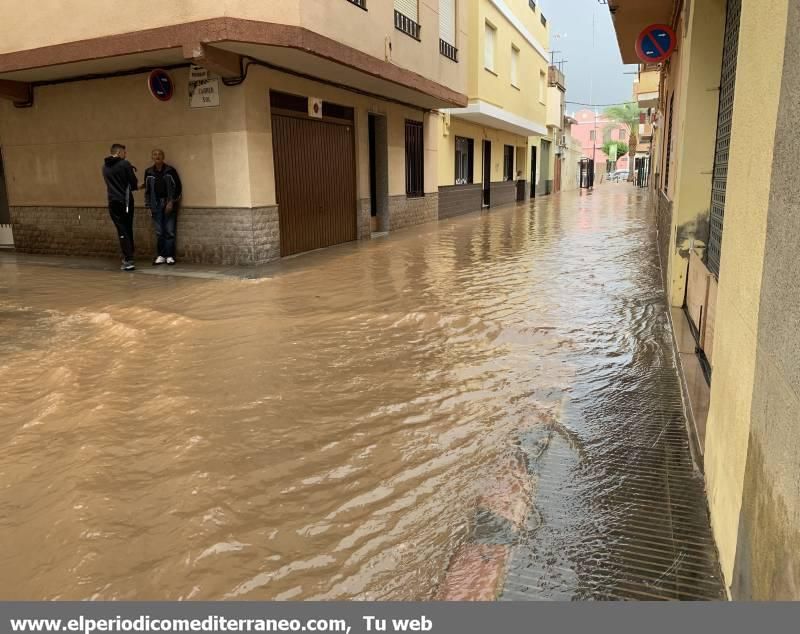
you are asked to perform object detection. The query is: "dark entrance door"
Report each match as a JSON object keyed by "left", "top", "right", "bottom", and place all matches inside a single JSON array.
[
  {"left": 368, "top": 115, "right": 377, "bottom": 223},
  {"left": 530, "top": 146, "right": 537, "bottom": 198},
  {"left": 0, "top": 148, "right": 10, "bottom": 225},
  {"left": 482, "top": 140, "right": 492, "bottom": 207}
]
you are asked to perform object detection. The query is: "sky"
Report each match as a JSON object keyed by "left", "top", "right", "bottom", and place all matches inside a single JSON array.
[{"left": 539, "top": 0, "right": 638, "bottom": 114}]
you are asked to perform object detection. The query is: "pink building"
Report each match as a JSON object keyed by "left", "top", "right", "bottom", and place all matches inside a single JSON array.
[{"left": 570, "top": 108, "right": 631, "bottom": 174}]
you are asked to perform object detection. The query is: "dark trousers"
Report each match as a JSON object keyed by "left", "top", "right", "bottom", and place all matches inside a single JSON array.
[
  {"left": 108, "top": 200, "right": 135, "bottom": 261},
  {"left": 150, "top": 199, "right": 177, "bottom": 258}
]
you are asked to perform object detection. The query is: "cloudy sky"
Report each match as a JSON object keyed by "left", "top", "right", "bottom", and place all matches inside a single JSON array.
[{"left": 539, "top": 0, "right": 638, "bottom": 113}]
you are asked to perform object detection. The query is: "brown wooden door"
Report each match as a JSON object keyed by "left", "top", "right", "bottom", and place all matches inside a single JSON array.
[{"left": 272, "top": 114, "right": 357, "bottom": 257}]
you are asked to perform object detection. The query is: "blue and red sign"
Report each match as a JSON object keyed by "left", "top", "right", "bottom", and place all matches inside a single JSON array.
[
  {"left": 636, "top": 24, "right": 677, "bottom": 63},
  {"left": 148, "top": 69, "right": 174, "bottom": 102}
]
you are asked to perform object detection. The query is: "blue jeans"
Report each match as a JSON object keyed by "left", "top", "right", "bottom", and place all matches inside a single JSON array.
[{"left": 150, "top": 199, "right": 177, "bottom": 258}]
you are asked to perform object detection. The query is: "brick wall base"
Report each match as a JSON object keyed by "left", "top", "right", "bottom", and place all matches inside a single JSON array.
[
  {"left": 357, "top": 198, "right": 372, "bottom": 240},
  {"left": 490, "top": 181, "right": 517, "bottom": 208},
  {"left": 10, "top": 205, "right": 280, "bottom": 266},
  {"left": 389, "top": 194, "right": 438, "bottom": 231},
  {"left": 438, "top": 184, "right": 483, "bottom": 219}
]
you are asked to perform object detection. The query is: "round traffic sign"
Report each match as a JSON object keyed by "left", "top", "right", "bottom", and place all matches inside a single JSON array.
[
  {"left": 148, "top": 69, "right": 174, "bottom": 102},
  {"left": 635, "top": 24, "right": 676, "bottom": 63}
]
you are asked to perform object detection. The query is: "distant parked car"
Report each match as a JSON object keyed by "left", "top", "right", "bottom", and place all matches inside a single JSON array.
[{"left": 609, "top": 170, "right": 630, "bottom": 183}]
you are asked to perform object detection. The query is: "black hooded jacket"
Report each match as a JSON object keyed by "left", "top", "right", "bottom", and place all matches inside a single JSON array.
[{"left": 102, "top": 156, "right": 138, "bottom": 204}]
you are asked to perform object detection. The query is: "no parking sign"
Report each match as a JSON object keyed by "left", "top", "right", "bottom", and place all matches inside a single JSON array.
[{"left": 635, "top": 24, "right": 677, "bottom": 63}]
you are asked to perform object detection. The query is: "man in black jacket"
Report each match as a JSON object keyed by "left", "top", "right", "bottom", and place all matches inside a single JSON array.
[
  {"left": 102, "top": 143, "right": 138, "bottom": 271},
  {"left": 144, "top": 149, "right": 182, "bottom": 266}
]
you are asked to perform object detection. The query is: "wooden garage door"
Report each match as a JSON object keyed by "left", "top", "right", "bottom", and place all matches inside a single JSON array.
[{"left": 272, "top": 114, "right": 357, "bottom": 257}]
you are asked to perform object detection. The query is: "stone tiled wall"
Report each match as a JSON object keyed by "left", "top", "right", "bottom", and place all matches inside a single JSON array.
[
  {"left": 357, "top": 198, "right": 372, "bottom": 240},
  {"left": 10, "top": 205, "right": 280, "bottom": 266},
  {"left": 388, "top": 194, "right": 438, "bottom": 231},
  {"left": 438, "top": 184, "right": 482, "bottom": 220},
  {"left": 490, "top": 181, "right": 518, "bottom": 208}
]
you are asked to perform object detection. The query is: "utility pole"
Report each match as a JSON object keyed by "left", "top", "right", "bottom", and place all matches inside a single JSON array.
[{"left": 590, "top": 10, "right": 597, "bottom": 187}]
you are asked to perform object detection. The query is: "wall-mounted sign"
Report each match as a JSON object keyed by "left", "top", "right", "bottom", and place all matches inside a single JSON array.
[
  {"left": 635, "top": 24, "right": 677, "bottom": 63},
  {"left": 308, "top": 97, "right": 323, "bottom": 119},
  {"left": 188, "top": 65, "right": 220, "bottom": 108},
  {"left": 148, "top": 69, "right": 174, "bottom": 102}
]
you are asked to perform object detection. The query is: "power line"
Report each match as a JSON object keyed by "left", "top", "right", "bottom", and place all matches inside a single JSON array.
[{"left": 566, "top": 100, "right": 637, "bottom": 107}]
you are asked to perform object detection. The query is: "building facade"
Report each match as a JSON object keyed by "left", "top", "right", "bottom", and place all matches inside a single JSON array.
[
  {"left": 0, "top": 1, "right": 470, "bottom": 264},
  {"left": 570, "top": 109, "right": 631, "bottom": 181},
  {"left": 609, "top": 0, "right": 800, "bottom": 600},
  {"left": 437, "top": 0, "right": 550, "bottom": 219}
]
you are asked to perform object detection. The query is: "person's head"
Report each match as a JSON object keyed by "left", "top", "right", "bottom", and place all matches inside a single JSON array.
[
  {"left": 151, "top": 149, "right": 165, "bottom": 169},
  {"left": 110, "top": 143, "right": 127, "bottom": 159}
]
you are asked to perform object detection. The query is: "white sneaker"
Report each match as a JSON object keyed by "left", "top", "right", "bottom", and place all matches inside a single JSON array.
[
  {"left": 153, "top": 256, "right": 166, "bottom": 265},
  {"left": 166, "top": 257, "right": 176, "bottom": 265}
]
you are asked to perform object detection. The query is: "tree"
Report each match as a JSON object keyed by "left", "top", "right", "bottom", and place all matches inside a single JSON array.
[
  {"left": 602, "top": 140, "right": 629, "bottom": 171},
  {"left": 603, "top": 102, "right": 643, "bottom": 181}
]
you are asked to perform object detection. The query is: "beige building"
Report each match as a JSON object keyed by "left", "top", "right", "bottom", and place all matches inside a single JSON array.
[
  {"left": 437, "top": 0, "right": 550, "bottom": 219},
  {"left": 0, "top": 1, "right": 470, "bottom": 264},
  {"left": 610, "top": 0, "right": 800, "bottom": 600}
]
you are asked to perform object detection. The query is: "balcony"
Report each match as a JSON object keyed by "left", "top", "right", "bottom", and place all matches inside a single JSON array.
[
  {"left": 439, "top": 39, "right": 458, "bottom": 62},
  {"left": 548, "top": 66, "right": 565, "bottom": 91},
  {"left": 345, "top": 0, "right": 367, "bottom": 9},
  {"left": 394, "top": 10, "right": 421, "bottom": 41},
  {"left": 541, "top": 13, "right": 547, "bottom": 26}
]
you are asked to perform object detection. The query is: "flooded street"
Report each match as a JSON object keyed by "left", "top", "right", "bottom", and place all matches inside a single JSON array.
[{"left": 0, "top": 185, "right": 724, "bottom": 600}]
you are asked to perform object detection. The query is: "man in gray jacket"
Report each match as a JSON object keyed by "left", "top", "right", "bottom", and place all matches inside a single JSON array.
[{"left": 144, "top": 149, "right": 183, "bottom": 265}]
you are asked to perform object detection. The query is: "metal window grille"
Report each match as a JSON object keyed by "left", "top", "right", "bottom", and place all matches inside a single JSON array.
[
  {"left": 346, "top": 0, "right": 367, "bottom": 9},
  {"left": 504, "top": 145, "right": 515, "bottom": 181},
  {"left": 395, "top": 10, "right": 421, "bottom": 40},
  {"left": 455, "top": 137, "right": 474, "bottom": 185},
  {"left": 707, "top": 0, "right": 742, "bottom": 277},
  {"left": 664, "top": 93, "right": 675, "bottom": 192},
  {"left": 405, "top": 120, "right": 424, "bottom": 197}
]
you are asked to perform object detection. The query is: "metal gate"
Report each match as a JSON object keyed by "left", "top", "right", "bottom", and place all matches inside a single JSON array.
[
  {"left": 272, "top": 112, "right": 357, "bottom": 257},
  {"left": 707, "top": 0, "right": 742, "bottom": 277},
  {"left": 579, "top": 159, "right": 595, "bottom": 189}
]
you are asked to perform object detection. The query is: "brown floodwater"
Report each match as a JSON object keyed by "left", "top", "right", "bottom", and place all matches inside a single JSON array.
[{"left": 0, "top": 185, "right": 724, "bottom": 600}]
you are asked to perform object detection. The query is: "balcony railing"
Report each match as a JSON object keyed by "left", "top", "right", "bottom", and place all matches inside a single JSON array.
[
  {"left": 439, "top": 39, "right": 458, "bottom": 62},
  {"left": 394, "top": 10, "right": 421, "bottom": 41},
  {"left": 346, "top": 0, "right": 367, "bottom": 9}
]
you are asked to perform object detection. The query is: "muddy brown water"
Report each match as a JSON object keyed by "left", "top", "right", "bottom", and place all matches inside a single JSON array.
[{"left": 0, "top": 186, "right": 723, "bottom": 600}]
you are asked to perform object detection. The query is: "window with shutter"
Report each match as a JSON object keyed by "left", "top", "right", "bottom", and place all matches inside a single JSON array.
[
  {"left": 440, "top": 0, "right": 456, "bottom": 44},
  {"left": 485, "top": 22, "right": 496, "bottom": 71},
  {"left": 395, "top": 0, "right": 418, "bottom": 22}
]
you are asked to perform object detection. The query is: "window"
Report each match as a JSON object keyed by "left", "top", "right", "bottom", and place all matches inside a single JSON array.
[
  {"left": 511, "top": 46, "right": 520, "bottom": 87},
  {"left": 484, "top": 22, "right": 497, "bottom": 71},
  {"left": 455, "top": 137, "right": 474, "bottom": 185},
  {"left": 395, "top": 0, "right": 420, "bottom": 39},
  {"left": 541, "top": 13, "right": 547, "bottom": 26},
  {"left": 590, "top": 130, "right": 596, "bottom": 141},
  {"left": 503, "top": 145, "right": 515, "bottom": 181},
  {"left": 405, "top": 120, "right": 424, "bottom": 197},
  {"left": 440, "top": 0, "right": 457, "bottom": 58},
  {"left": 529, "top": 0, "right": 536, "bottom": 11},
  {"left": 346, "top": 0, "right": 367, "bottom": 9},
  {"left": 539, "top": 71, "right": 546, "bottom": 103},
  {"left": 619, "top": 129, "right": 626, "bottom": 141},
  {"left": 664, "top": 93, "right": 675, "bottom": 192}
]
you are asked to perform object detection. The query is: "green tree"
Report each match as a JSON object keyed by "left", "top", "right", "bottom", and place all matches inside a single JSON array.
[
  {"left": 602, "top": 140, "right": 629, "bottom": 170},
  {"left": 603, "top": 102, "right": 643, "bottom": 181}
]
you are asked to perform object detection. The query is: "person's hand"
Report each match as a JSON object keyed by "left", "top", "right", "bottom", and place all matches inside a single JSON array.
[{"left": 166, "top": 201, "right": 174, "bottom": 214}]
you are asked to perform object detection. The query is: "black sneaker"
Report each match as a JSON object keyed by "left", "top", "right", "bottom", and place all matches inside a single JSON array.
[{"left": 121, "top": 261, "right": 136, "bottom": 271}]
